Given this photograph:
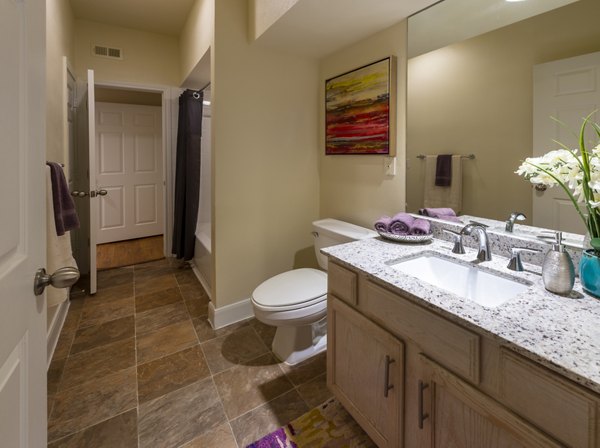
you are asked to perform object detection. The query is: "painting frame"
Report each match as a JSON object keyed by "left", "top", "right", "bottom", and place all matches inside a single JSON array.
[{"left": 325, "top": 56, "right": 396, "bottom": 156}]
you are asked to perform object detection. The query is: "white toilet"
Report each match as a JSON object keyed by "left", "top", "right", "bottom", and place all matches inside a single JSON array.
[{"left": 251, "top": 218, "right": 377, "bottom": 365}]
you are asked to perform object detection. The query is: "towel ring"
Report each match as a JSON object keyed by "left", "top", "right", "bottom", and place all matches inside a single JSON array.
[{"left": 192, "top": 92, "right": 200, "bottom": 100}]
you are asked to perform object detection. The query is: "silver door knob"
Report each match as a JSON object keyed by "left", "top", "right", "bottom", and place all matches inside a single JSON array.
[
  {"left": 90, "top": 189, "right": 108, "bottom": 198},
  {"left": 534, "top": 184, "right": 548, "bottom": 192},
  {"left": 70, "top": 191, "right": 88, "bottom": 197},
  {"left": 33, "top": 267, "right": 80, "bottom": 296}
]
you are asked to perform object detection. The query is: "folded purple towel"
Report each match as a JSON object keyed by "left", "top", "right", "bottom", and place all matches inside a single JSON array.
[
  {"left": 47, "top": 162, "right": 80, "bottom": 236},
  {"left": 419, "top": 207, "right": 456, "bottom": 217},
  {"left": 374, "top": 216, "right": 393, "bottom": 233},
  {"left": 389, "top": 213, "right": 414, "bottom": 235},
  {"left": 409, "top": 219, "right": 431, "bottom": 235},
  {"left": 437, "top": 214, "right": 462, "bottom": 223}
]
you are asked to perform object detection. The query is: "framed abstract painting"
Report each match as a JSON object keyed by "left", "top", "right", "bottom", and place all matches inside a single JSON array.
[{"left": 325, "top": 56, "right": 396, "bottom": 155}]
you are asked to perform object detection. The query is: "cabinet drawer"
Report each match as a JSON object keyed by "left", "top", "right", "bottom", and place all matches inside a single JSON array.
[
  {"left": 499, "top": 348, "right": 598, "bottom": 448},
  {"left": 363, "top": 280, "right": 480, "bottom": 384},
  {"left": 328, "top": 262, "right": 357, "bottom": 305}
]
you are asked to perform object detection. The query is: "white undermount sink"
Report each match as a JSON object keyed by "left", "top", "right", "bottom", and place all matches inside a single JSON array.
[{"left": 388, "top": 253, "right": 530, "bottom": 308}]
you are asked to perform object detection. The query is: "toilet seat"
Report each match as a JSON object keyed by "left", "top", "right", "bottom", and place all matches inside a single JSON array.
[{"left": 252, "top": 268, "right": 327, "bottom": 312}]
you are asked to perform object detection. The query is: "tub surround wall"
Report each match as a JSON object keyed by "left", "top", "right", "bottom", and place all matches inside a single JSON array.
[{"left": 319, "top": 20, "right": 408, "bottom": 229}]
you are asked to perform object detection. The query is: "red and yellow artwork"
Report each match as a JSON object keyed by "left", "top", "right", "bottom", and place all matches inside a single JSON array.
[{"left": 325, "top": 57, "right": 395, "bottom": 155}]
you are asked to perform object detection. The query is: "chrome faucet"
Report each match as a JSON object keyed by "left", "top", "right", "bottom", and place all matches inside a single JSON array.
[
  {"left": 505, "top": 212, "right": 526, "bottom": 232},
  {"left": 461, "top": 223, "right": 492, "bottom": 262}
]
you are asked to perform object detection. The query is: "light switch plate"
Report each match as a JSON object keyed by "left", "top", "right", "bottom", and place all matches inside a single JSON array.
[{"left": 384, "top": 157, "right": 396, "bottom": 176}]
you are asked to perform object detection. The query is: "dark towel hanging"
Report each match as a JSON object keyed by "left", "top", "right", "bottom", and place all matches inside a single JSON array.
[
  {"left": 172, "top": 90, "right": 203, "bottom": 261},
  {"left": 46, "top": 161, "right": 80, "bottom": 236},
  {"left": 435, "top": 154, "right": 452, "bottom": 187}
]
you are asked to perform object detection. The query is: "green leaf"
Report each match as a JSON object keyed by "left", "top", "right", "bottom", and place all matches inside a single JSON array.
[{"left": 591, "top": 238, "right": 600, "bottom": 251}]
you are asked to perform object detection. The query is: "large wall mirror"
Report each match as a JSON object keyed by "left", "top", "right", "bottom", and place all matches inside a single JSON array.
[{"left": 406, "top": 0, "right": 600, "bottom": 235}]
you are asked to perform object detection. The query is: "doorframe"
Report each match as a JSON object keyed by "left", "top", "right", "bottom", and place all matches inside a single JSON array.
[{"left": 91, "top": 80, "right": 181, "bottom": 258}]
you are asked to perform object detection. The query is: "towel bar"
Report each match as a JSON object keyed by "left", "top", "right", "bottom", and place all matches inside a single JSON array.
[
  {"left": 46, "top": 161, "right": 65, "bottom": 167},
  {"left": 416, "top": 154, "right": 475, "bottom": 160}
]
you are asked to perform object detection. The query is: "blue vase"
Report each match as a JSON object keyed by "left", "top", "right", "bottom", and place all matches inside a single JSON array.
[{"left": 579, "top": 249, "right": 600, "bottom": 298}]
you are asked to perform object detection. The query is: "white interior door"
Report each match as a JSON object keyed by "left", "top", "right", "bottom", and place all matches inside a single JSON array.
[
  {"left": 0, "top": 0, "right": 47, "bottom": 446},
  {"left": 95, "top": 102, "right": 164, "bottom": 244},
  {"left": 87, "top": 70, "right": 98, "bottom": 293},
  {"left": 533, "top": 51, "right": 600, "bottom": 233}
]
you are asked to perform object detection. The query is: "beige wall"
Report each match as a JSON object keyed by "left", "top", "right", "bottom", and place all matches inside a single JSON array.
[
  {"left": 406, "top": 0, "right": 600, "bottom": 221},
  {"left": 319, "top": 21, "right": 408, "bottom": 229},
  {"left": 73, "top": 19, "right": 180, "bottom": 86},
  {"left": 180, "top": 0, "right": 213, "bottom": 84},
  {"left": 46, "top": 0, "right": 74, "bottom": 163},
  {"left": 212, "top": 0, "right": 320, "bottom": 308},
  {"left": 249, "top": 0, "right": 300, "bottom": 40}
]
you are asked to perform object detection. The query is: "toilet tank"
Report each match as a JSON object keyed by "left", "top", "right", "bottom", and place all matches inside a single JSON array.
[{"left": 312, "top": 219, "right": 377, "bottom": 270}]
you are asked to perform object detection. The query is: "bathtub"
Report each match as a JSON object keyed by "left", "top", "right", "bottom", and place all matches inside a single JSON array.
[{"left": 193, "top": 222, "right": 212, "bottom": 297}]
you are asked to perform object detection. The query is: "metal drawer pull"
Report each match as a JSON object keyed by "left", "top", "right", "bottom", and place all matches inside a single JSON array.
[
  {"left": 384, "top": 355, "right": 395, "bottom": 397},
  {"left": 418, "top": 380, "right": 430, "bottom": 429}
]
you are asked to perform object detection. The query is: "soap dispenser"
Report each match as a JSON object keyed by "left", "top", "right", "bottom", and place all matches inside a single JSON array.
[{"left": 542, "top": 231, "right": 575, "bottom": 295}]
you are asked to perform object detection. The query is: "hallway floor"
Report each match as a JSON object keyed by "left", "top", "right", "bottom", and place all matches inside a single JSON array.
[{"left": 47, "top": 259, "right": 333, "bottom": 447}]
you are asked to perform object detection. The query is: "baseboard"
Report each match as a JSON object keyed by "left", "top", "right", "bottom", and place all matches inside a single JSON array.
[
  {"left": 47, "top": 300, "right": 70, "bottom": 370},
  {"left": 189, "top": 260, "right": 212, "bottom": 300},
  {"left": 208, "top": 298, "right": 254, "bottom": 330}
]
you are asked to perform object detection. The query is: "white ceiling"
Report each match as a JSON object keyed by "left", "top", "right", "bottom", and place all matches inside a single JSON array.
[
  {"left": 69, "top": 0, "right": 196, "bottom": 36},
  {"left": 253, "top": 0, "right": 440, "bottom": 58}
]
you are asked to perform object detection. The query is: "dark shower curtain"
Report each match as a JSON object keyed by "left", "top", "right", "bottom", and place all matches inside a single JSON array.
[{"left": 172, "top": 89, "right": 203, "bottom": 260}]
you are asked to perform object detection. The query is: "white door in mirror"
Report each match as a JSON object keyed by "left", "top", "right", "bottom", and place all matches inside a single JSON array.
[{"left": 533, "top": 51, "right": 600, "bottom": 233}]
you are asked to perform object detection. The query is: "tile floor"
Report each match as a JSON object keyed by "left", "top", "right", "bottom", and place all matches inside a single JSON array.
[{"left": 47, "top": 258, "right": 334, "bottom": 447}]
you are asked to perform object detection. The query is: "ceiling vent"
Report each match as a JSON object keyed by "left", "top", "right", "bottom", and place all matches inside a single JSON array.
[{"left": 92, "top": 45, "right": 123, "bottom": 60}]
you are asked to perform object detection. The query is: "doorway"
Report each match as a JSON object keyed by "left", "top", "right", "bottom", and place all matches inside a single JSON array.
[{"left": 93, "top": 87, "right": 165, "bottom": 270}]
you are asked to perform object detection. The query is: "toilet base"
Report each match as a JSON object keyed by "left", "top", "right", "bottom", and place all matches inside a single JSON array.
[{"left": 271, "top": 318, "right": 327, "bottom": 366}]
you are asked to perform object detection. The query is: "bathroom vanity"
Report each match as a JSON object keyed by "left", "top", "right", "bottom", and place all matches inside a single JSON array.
[{"left": 323, "top": 236, "right": 600, "bottom": 448}]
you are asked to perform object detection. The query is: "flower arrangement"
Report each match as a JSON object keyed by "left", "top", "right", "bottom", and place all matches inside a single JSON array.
[{"left": 515, "top": 113, "right": 600, "bottom": 252}]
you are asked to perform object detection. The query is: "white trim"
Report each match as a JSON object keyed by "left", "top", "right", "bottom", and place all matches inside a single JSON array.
[
  {"left": 46, "top": 300, "right": 70, "bottom": 369},
  {"left": 208, "top": 299, "right": 254, "bottom": 330},
  {"left": 189, "top": 259, "right": 212, "bottom": 300}
]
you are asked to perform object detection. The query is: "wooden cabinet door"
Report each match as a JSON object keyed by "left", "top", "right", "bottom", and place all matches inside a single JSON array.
[
  {"left": 416, "top": 355, "right": 561, "bottom": 448},
  {"left": 328, "top": 297, "right": 404, "bottom": 448}
]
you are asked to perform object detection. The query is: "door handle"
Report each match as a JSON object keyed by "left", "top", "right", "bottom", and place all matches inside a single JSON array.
[
  {"left": 33, "top": 267, "right": 80, "bottom": 296},
  {"left": 534, "top": 184, "right": 548, "bottom": 192},
  {"left": 90, "top": 189, "right": 108, "bottom": 198},
  {"left": 70, "top": 191, "right": 88, "bottom": 197},
  {"left": 383, "top": 355, "right": 395, "bottom": 397},
  {"left": 418, "top": 380, "right": 430, "bottom": 429}
]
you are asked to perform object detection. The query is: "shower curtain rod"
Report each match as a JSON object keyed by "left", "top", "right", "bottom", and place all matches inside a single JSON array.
[{"left": 191, "top": 83, "right": 211, "bottom": 100}]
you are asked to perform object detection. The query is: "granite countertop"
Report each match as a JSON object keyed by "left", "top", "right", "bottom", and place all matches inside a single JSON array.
[{"left": 322, "top": 237, "right": 600, "bottom": 393}]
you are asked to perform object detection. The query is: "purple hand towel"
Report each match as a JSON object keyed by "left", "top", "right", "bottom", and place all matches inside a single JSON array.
[
  {"left": 47, "top": 162, "right": 80, "bottom": 236},
  {"left": 419, "top": 207, "right": 456, "bottom": 217},
  {"left": 436, "top": 214, "right": 462, "bottom": 223},
  {"left": 409, "top": 219, "right": 431, "bottom": 235},
  {"left": 374, "top": 216, "right": 393, "bottom": 233},
  {"left": 435, "top": 154, "right": 452, "bottom": 187},
  {"left": 389, "top": 213, "right": 414, "bottom": 235}
]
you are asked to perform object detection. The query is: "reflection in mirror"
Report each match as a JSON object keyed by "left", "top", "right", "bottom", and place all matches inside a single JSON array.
[{"left": 406, "top": 0, "right": 600, "bottom": 237}]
